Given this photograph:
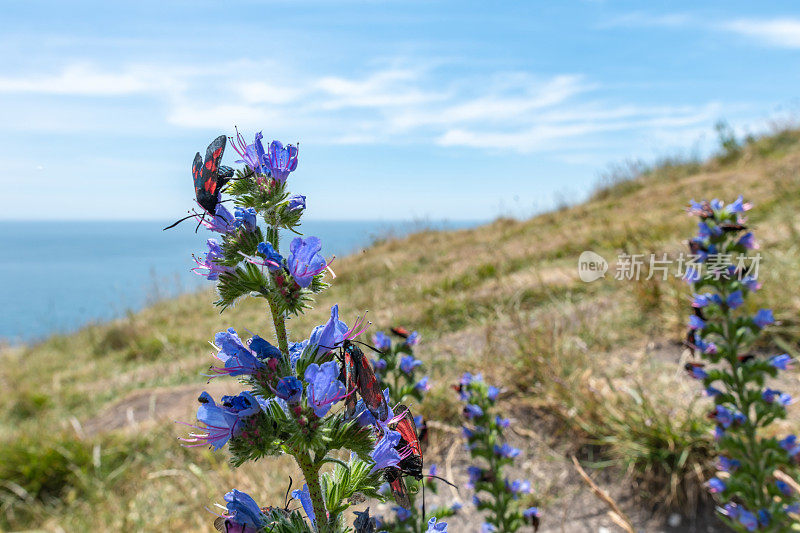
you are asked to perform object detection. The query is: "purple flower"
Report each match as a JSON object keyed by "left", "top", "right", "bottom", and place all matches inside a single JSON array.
[
  {"left": 289, "top": 340, "right": 307, "bottom": 369},
  {"left": 688, "top": 315, "right": 705, "bottom": 330},
  {"left": 211, "top": 328, "right": 264, "bottom": 377},
  {"left": 196, "top": 203, "right": 236, "bottom": 233},
  {"left": 399, "top": 355, "right": 423, "bottom": 374},
  {"left": 393, "top": 506, "right": 412, "bottom": 522},
  {"left": 405, "top": 331, "right": 420, "bottom": 346},
  {"left": 721, "top": 502, "right": 740, "bottom": 519},
  {"left": 770, "top": 354, "right": 793, "bottom": 370},
  {"left": 287, "top": 236, "right": 328, "bottom": 288},
  {"left": 255, "top": 241, "right": 284, "bottom": 271},
  {"left": 705, "top": 386, "right": 723, "bottom": 397},
  {"left": 742, "top": 276, "right": 762, "bottom": 292},
  {"left": 181, "top": 391, "right": 259, "bottom": 450},
  {"left": 713, "top": 405, "right": 735, "bottom": 428},
  {"left": 726, "top": 290, "right": 744, "bottom": 309},
  {"left": 508, "top": 479, "right": 531, "bottom": 495},
  {"left": 496, "top": 415, "right": 510, "bottom": 428},
  {"left": 370, "top": 429, "right": 404, "bottom": 472},
  {"left": 487, "top": 386, "right": 500, "bottom": 401},
  {"left": 494, "top": 443, "right": 520, "bottom": 458},
  {"left": 248, "top": 335, "right": 282, "bottom": 360},
  {"left": 274, "top": 376, "right": 303, "bottom": 403},
  {"left": 428, "top": 464, "right": 438, "bottom": 477},
  {"left": 737, "top": 232, "right": 758, "bottom": 250},
  {"left": 354, "top": 389, "right": 394, "bottom": 427},
  {"left": 372, "top": 358, "right": 387, "bottom": 371},
  {"left": 757, "top": 509, "right": 770, "bottom": 527},
  {"left": 224, "top": 489, "right": 265, "bottom": 530},
  {"left": 463, "top": 404, "right": 483, "bottom": 419},
  {"left": 780, "top": 435, "right": 800, "bottom": 457},
  {"left": 738, "top": 509, "right": 758, "bottom": 531},
  {"left": 309, "top": 304, "right": 350, "bottom": 357},
  {"left": 481, "top": 524, "right": 496, "bottom": 533},
  {"left": 523, "top": 507, "right": 541, "bottom": 521},
  {"left": 762, "top": 388, "right": 792, "bottom": 406},
  {"left": 718, "top": 456, "right": 740, "bottom": 472},
  {"left": 425, "top": 517, "right": 447, "bottom": 532},
  {"left": 726, "top": 195, "right": 752, "bottom": 214},
  {"left": 467, "top": 466, "right": 483, "bottom": 489},
  {"left": 707, "top": 477, "right": 726, "bottom": 494},
  {"left": 288, "top": 194, "right": 306, "bottom": 211},
  {"left": 776, "top": 480, "right": 793, "bottom": 496},
  {"left": 266, "top": 140, "right": 299, "bottom": 183},
  {"left": 414, "top": 376, "right": 430, "bottom": 392},
  {"left": 372, "top": 331, "right": 391, "bottom": 351},
  {"left": 193, "top": 239, "right": 233, "bottom": 280},
  {"left": 714, "top": 425, "right": 725, "bottom": 441},
  {"left": 692, "top": 292, "right": 720, "bottom": 308},
  {"left": 686, "top": 364, "right": 708, "bottom": 380},
  {"left": 234, "top": 207, "right": 257, "bottom": 232},
  {"left": 304, "top": 361, "right": 347, "bottom": 417},
  {"left": 231, "top": 128, "right": 265, "bottom": 173},
  {"left": 291, "top": 484, "right": 319, "bottom": 527},
  {"left": 693, "top": 333, "right": 717, "bottom": 355},
  {"left": 753, "top": 308, "right": 775, "bottom": 328},
  {"left": 451, "top": 502, "right": 463, "bottom": 512}
]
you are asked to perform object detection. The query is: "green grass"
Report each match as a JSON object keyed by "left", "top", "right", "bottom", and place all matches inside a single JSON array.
[{"left": 3, "top": 126, "right": 800, "bottom": 530}]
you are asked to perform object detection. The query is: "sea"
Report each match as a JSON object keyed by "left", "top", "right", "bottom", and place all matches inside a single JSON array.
[{"left": 0, "top": 220, "right": 482, "bottom": 344}]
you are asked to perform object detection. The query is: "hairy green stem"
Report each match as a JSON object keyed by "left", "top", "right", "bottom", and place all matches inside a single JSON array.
[
  {"left": 295, "top": 452, "right": 329, "bottom": 533},
  {"left": 269, "top": 297, "right": 290, "bottom": 356}
]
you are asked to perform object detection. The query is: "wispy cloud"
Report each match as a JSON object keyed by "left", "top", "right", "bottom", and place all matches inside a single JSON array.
[
  {"left": 0, "top": 59, "right": 724, "bottom": 153},
  {"left": 719, "top": 18, "right": 800, "bottom": 49}
]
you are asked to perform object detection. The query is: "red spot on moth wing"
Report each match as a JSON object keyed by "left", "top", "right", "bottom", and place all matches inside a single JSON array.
[{"left": 205, "top": 177, "right": 217, "bottom": 195}]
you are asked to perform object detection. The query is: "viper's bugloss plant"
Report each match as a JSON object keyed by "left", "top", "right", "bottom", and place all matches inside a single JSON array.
[
  {"left": 456, "top": 373, "right": 540, "bottom": 532},
  {"left": 172, "top": 132, "right": 446, "bottom": 533},
  {"left": 683, "top": 196, "right": 800, "bottom": 531},
  {"left": 369, "top": 330, "right": 458, "bottom": 533}
]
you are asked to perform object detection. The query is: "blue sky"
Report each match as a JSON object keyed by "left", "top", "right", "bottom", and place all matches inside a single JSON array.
[{"left": 2, "top": 0, "right": 800, "bottom": 221}]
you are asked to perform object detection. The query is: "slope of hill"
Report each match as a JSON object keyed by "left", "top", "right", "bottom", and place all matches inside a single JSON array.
[{"left": 2, "top": 129, "right": 800, "bottom": 531}]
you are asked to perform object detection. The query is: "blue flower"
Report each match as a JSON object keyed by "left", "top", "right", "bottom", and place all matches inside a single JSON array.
[
  {"left": 717, "top": 456, "right": 740, "bottom": 472},
  {"left": 523, "top": 507, "right": 541, "bottom": 521},
  {"left": 770, "top": 354, "right": 793, "bottom": 370},
  {"left": 399, "top": 355, "right": 423, "bottom": 374},
  {"left": 757, "top": 509, "right": 771, "bottom": 527},
  {"left": 737, "top": 232, "right": 758, "bottom": 250},
  {"left": 183, "top": 391, "right": 259, "bottom": 450},
  {"left": 255, "top": 241, "right": 284, "bottom": 271},
  {"left": 211, "top": 328, "right": 264, "bottom": 377},
  {"left": 495, "top": 415, "right": 510, "bottom": 428},
  {"left": 192, "top": 239, "right": 233, "bottom": 281},
  {"left": 304, "top": 361, "right": 347, "bottom": 417},
  {"left": 274, "top": 376, "right": 303, "bottom": 403},
  {"left": 481, "top": 524, "right": 496, "bottom": 533},
  {"left": 742, "top": 276, "right": 761, "bottom": 292},
  {"left": 487, "top": 386, "right": 500, "bottom": 401},
  {"left": 726, "top": 195, "right": 751, "bottom": 214},
  {"left": 288, "top": 194, "right": 306, "bottom": 211},
  {"left": 248, "top": 335, "right": 282, "bottom": 360},
  {"left": 234, "top": 207, "right": 257, "bottom": 232},
  {"left": 467, "top": 466, "right": 483, "bottom": 488},
  {"left": 463, "top": 404, "right": 483, "bottom": 419},
  {"left": 707, "top": 477, "right": 725, "bottom": 493},
  {"left": 232, "top": 129, "right": 265, "bottom": 173},
  {"left": 372, "top": 331, "right": 391, "bottom": 351},
  {"left": 705, "top": 386, "right": 723, "bottom": 397},
  {"left": 287, "top": 236, "right": 328, "bottom": 288},
  {"left": 726, "top": 290, "right": 744, "bottom": 309},
  {"left": 713, "top": 406, "right": 735, "bottom": 428},
  {"left": 354, "top": 389, "right": 394, "bottom": 427},
  {"left": 692, "top": 292, "right": 721, "bottom": 308},
  {"left": 415, "top": 376, "right": 430, "bottom": 392},
  {"left": 405, "top": 331, "right": 420, "bottom": 346},
  {"left": 289, "top": 340, "right": 307, "bottom": 369},
  {"left": 753, "top": 308, "right": 775, "bottom": 328},
  {"left": 370, "top": 429, "right": 403, "bottom": 472},
  {"left": 686, "top": 364, "right": 707, "bottom": 380},
  {"left": 372, "top": 358, "right": 388, "bottom": 371},
  {"left": 762, "top": 388, "right": 792, "bottom": 406},
  {"left": 688, "top": 315, "right": 705, "bottom": 330},
  {"left": 266, "top": 141, "right": 299, "bottom": 183},
  {"left": 291, "top": 484, "right": 319, "bottom": 527},
  {"left": 426, "top": 518, "right": 447, "bottom": 532},
  {"left": 738, "top": 509, "right": 758, "bottom": 531},
  {"left": 393, "top": 506, "right": 412, "bottom": 521},
  {"left": 780, "top": 435, "right": 800, "bottom": 456},
  {"left": 196, "top": 203, "right": 236, "bottom": 233},
  {"left": 776, "top": 480, "right": 793, "bottom": 496},
  {"left": 308, "top": 304, "right": 350, "bottom": 357},
  {"left": 450, "top": 502, "right": 463, "bottom": 512},
  {"left": 224, "top": 489, "right": 265, "bottom": 529},
  {"left": 494, "top": 443, "right": 520, "bottom": 458},
  {"left": 508, "top": 479, "right": 531, "bottom": 495}
]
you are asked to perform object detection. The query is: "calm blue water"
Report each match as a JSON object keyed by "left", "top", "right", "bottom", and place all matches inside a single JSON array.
[{"left": 1, "top": 220, "right": 481, "bottom": 343}]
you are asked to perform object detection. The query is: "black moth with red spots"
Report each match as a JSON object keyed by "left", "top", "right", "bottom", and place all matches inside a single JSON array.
[
  {"left": 193, "top": 134, "right": 234, "bottom": 214},
  {"left": 340, "top": 339, "right": 389, "bottom": 422}
]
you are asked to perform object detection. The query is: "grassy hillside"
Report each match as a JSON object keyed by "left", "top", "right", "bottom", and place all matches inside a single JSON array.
[{"left": 3, "top": 128, "right": 800, "bottom": 531}]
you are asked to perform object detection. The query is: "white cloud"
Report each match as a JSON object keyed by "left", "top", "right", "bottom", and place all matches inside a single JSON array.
[
  {"left": 720, "top": 18, "right": 800, "bottom": 48},
  {"left": 0, "top": 59, "right": 727, "bottom": 154}
]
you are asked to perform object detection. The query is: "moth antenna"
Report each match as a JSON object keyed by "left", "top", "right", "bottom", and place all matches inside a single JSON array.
[{"left": 162, "top": 211, "right": 195, "bottom": 231}]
